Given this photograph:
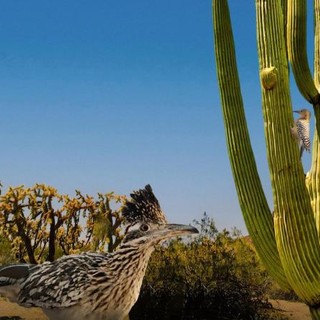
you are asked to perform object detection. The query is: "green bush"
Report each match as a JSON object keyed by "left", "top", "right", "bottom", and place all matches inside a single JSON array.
[
  {"left": 130, "top": 215, "right": 274, "bottom": 320},
  {"left": 0, "top": 233, "right": 15, "bottom": 265}
]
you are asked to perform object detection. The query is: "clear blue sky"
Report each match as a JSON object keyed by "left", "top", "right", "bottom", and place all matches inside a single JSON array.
[{"left": 0, "top": 1, "right": 313, "bottom": 233}]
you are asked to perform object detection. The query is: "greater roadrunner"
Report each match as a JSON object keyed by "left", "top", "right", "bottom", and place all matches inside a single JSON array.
[
  {"left": 0, "top": 185, "right": 198, "bottom": 320},
  {"left": 291, "top": 109, "right": 311, "bottom": 158}
]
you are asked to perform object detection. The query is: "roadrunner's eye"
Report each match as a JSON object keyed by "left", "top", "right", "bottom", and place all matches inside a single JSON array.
[{"left": 140, "top": 224, "right": 149, "bottom": 232}]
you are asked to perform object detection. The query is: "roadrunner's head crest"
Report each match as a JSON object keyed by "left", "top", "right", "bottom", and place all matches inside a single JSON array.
[{"left": 122, "top": 185, "right": 167, "bottom": 226}]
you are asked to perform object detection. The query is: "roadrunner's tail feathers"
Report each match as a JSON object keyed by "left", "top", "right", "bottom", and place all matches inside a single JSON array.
[{"left": 0, "top": 264, "right": 38, "bottom": 285}]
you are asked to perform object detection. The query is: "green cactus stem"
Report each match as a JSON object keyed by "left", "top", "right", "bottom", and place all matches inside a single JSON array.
[
  {"left": 213, "top": 0, "right": 320, "bottom": 317},
  {"left": 212, "top": 0, "right": 289, "bottom": 289}
]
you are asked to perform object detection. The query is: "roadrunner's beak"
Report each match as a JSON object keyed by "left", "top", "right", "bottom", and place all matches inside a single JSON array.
[{"left": 154, "top": 224, "right": 199, "bottom": 241}]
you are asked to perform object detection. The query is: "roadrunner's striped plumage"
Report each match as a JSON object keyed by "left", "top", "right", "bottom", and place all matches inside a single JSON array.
[{"left": 0, "top": 185, "right": 198, "bottom": 320}]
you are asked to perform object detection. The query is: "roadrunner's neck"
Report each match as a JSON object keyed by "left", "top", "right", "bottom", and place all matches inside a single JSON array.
[{"left": 84, "top": 242, "right": 154, "bottom": 316}]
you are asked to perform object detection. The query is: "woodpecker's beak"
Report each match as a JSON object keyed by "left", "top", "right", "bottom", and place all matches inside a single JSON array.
[{"left": 293, "top": 110, "right": 300, "bottom": 114}]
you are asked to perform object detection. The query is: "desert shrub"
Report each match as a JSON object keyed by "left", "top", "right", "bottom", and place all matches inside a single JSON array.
[
  {"left": 130, "top": 214, "right": 273, "bottom": 320},
  {"left": 266, "top": 281, "right": 300, "bottom": 302},
  {"left": 0, "top": 233, "right": 15, "bottom": 265}
]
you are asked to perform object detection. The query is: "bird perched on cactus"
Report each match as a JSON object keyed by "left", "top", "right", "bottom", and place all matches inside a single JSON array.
[
  {"left": 291, "top": 109, "right": 311, "bottom": 158},
  {"left": 0, "top": 185, "right": 198, "bottom": 320}
]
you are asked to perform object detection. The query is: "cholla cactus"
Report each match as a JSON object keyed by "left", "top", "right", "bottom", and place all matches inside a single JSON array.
[{"left": 0, "top": 184, "right": 127, "bottom": 263}]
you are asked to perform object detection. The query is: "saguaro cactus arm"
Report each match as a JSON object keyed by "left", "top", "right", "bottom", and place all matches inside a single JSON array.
[
  {"left": 257, "top": 0, "right": 320, "bottom": 309},
  {"left": 309, "top": 1, "right": 320, "bottom": 238},
  {"left": 287, "top": 0, "right": 320, "bottom": 104},
  {"left": 212, "top": 0, "right": 289, "bottom": 289},
  {"left": 316, "top": 0, "right": 320, "bottom": 91},
  {"left": 213, "top": 0, "right": 320, "bottom": 317},
  {"left": 288, "top": 0, "right": 320, "bottom": 240}
]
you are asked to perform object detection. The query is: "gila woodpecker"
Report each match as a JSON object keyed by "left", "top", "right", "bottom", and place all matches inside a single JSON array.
[{"left": 291, "top": 109, "right": 311, "bottom": 158}]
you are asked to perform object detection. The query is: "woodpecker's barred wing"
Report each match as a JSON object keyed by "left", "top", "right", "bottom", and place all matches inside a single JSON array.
[
  {"left": 122, "top": 184, "right": 167, "bottom": 225},
  {"left": 297, "top": 119, "right": 311, "bottom": 152}
]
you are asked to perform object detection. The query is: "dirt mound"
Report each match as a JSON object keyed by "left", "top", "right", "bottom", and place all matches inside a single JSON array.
[{"left": 270, "top": 299, "right": 311, "bottom": 320}]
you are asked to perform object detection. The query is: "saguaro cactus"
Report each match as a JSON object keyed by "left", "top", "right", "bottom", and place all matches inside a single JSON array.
[{"left": 213, "top": 0, "right": 320, "bottom": 318}]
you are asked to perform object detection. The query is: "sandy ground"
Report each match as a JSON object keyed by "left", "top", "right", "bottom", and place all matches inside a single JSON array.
[
  {"left": 270, "top": 299, "right": 311, "bottom": 320},
  {"left": 0, "top": 297, "right": 312, "bottom": 320},
  {"left": 0, "top": 298, "right": 47, "bottom": 320}
]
